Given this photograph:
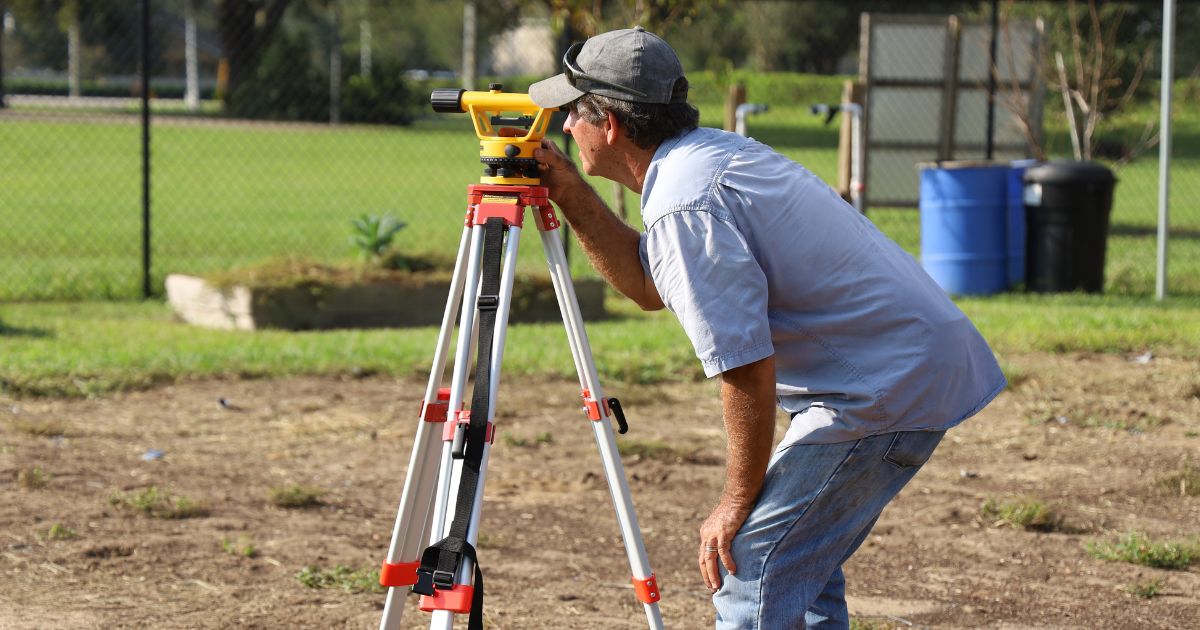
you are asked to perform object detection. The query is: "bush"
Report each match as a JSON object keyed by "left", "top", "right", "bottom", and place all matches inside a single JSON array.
[
  {"left": 685, "top": 70, "right": 848, "bottom": 106},
  {"left": 227, "top": 28, "right": 327, "bottom": 122},
  {"left": 341, "top": 61, "right": 419, "bottom": 125}
]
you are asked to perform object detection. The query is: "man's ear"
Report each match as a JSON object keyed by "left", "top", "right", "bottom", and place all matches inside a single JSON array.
[{"left": 604, "top": 110, "right": 622, "bottom": 145}]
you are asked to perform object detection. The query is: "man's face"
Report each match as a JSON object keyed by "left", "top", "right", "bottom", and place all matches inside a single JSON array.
[{"left": 562, "top": 104, "right": 612, "bottom": 179}]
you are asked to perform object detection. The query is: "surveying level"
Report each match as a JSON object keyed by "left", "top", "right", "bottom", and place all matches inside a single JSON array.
[
  {"left": 376, "top": 87, "right": 665, "bottom": 630},
  {"left": 430, "top": 84, "right": 557, "bottom": 186}
]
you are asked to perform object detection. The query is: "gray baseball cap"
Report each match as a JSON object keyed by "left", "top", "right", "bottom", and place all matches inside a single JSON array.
[{"left": 529, "top": 26, "right": 687, "bottom": 108}]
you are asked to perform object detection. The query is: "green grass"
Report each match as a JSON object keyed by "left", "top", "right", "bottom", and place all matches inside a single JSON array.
[
  {"left": 269, "top": 485, "right": 327, "bottom": 509},
  {"left": 1154, "top": 460, "right": 1200, "bottom": 497},
  {"left": 980, "top": 496, "right": 1063, "bottom": 532},
  {"left": 15, "top": 467, "right": 52, "bottom": 490},
  {"left": 108, "top": 485, "right": 210, "bottom": 519},
  {"left": 2, "top": 291, "right": 1199, "bottom": 398},
  {"left": 296, "top": 564, "right": 384, "bottom": 594},
  {"left": 1086, "top": 532, "right": 1197, "bottom": 570},
  {"left": 220, "top": 536, "right": 259, "bottom": 558},
  {"left": 1127, "top": 577, "right": 1167, "bottom": 599},
  {"left": 0, "top": 299, "right": 699, "bottom": 397},
  {"left": 3, "top": 83, "right": 1198, "bottom": 301},
  {"left": 44, "top": 523, "right": 78, "bottom": 541}
]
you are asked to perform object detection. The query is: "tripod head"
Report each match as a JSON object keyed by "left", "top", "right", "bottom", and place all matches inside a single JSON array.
[{"left": 431, "top": 84, "right": 558, "bottom": 186}]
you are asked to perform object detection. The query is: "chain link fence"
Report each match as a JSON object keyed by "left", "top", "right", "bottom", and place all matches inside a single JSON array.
[{"left": 1, "top": 0, "right": 1196, "bottom": 301}]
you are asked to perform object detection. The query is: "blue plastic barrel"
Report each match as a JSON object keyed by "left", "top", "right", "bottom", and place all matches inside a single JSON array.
[
  {"left": 919, "top": 162, "right": 1009, "bottom": 295},
  {"left": 1007, "top": 159, "right": 1040, "bottom": 288}
]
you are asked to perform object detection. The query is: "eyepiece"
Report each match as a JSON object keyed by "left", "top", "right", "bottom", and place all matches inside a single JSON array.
[{"left": 431, "top": 88, "right": 466, "bottom": 113}]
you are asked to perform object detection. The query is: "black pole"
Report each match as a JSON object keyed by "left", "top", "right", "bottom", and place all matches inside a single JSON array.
[
  {"left": 141, "top": 0, "right": 152, "bottom": 297},
  {"left": 985, "top": 0, "right": 998, "bottom": 160},
  {"left": 1, "top": 1, "right": 7, "bottom": 109}
]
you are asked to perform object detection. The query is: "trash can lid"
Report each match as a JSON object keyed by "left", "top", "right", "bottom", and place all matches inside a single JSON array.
[
  {"left": 1024, "top": 160, "right": 1115, "bottom": 185},
  {"left": 918, "top": 160, "right": 1007, "bottom": 171}
]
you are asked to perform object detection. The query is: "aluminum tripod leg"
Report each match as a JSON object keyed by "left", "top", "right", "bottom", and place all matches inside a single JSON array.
[
  {"left": 539, "top": 226, "right": 666, "bottom": 630},
  {"left": 379, "top": 225, "right": 475, "bottom": 630},
  {"left": 427, "top": 220, "right": 522, "bottom": 630}
]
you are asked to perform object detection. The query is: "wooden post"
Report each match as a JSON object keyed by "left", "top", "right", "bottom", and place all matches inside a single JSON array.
[
  {"left": 724, "top": 83, "right": 745, "bottom": 132},
  {"left": 837, "top": 81, "right": 864, "bottom": 201}
]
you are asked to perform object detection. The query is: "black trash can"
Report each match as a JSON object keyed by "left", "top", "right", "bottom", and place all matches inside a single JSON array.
[{"left": 1023, "top": 161, "right": 1117, "bottom": 293}]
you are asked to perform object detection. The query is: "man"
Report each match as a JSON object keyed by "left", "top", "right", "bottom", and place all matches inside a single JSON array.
[{"left": 530, "top": 27, "right": 1005, "bottom": 629}]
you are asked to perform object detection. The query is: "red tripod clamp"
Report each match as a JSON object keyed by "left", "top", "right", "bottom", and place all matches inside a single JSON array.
[{"left": 465, "top": 184, "right": 559, "bottom": 232}]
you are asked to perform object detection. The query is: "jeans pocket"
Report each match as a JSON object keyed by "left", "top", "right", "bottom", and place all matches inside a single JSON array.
[{"left": 882, "top": 430, "right": 946, "bottom": 468}]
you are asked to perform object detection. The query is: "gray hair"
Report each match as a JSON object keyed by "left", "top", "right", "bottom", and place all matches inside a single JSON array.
[{"left": 572, "top": 78, "right": 699, "bottom": 150}]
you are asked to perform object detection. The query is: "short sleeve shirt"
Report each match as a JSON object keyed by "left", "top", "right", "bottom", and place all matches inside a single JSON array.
[{"left": 638, "top": 127, "right": 1006, "bottom": 445}]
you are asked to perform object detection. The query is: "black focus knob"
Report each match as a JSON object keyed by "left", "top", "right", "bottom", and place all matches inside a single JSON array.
[
  {"left": 431, "top": 88, "right": 465, "bottom": 113},
  {"left": 489, "top": 83, "right": 503, "bottom": 91},
  {"left": 504, "top": 144, "right": 520, "bottom": 158}
]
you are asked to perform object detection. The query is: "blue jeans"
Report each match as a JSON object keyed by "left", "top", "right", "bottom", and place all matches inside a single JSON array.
[{"left": 712, "top": 429, "right": 946, "bottom": 629}]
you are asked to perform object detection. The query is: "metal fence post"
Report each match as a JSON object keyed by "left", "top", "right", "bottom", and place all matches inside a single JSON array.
[
  {"left": 1157, "top": 0, "right": 1176, "bottom": 301},
  {"left": 141, "top": 0, "right": 152, "bottom": 298},
  {"left": 0, "top": 1, "right": 6, "bottom": 109}
]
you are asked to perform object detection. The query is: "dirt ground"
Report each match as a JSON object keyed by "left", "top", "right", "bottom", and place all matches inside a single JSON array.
[{"left": 2, "top": 351, "right": 1198, "bottom": 629}]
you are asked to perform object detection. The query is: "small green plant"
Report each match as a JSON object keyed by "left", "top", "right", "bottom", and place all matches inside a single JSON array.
[
  {"left": 296, "top": 564, "right": 383, "bottom": 593},
  {"left": 219, "top": 536, "right": 258, "bottom": 558},
  {"left": 1154, "top": 459, "right": 1200, "bottom": 497},
  {"left": 1086, "top": 532, "right": 1195, "bottom": 570},
  {"left": 108, "top": 486, "right": 209, "bottom": 519},
  {"left": 45, "top": 523, "right": 78, "bottom": 541},
  {"left": 350, "top": 213, "right": 407, "bottom": 264},
  {"left": 980, "top": 496, "right": 1062, "bottom": 531},
  {"left": 16, "top": 467, "right": 51, "bottom": 490},
  {"left": 270, "top": 485, "right": 325, "bottom": 509},
  {"left": 1126, "top": 577, "right": 1166, "bottom": 599}
]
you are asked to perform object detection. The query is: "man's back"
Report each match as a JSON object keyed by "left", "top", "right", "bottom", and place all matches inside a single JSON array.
[{"left": 639, "top": 126, "right": 1005, "bottom": 444}]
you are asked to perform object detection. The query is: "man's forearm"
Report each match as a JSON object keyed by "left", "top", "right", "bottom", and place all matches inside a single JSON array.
[
  {"left": 554, "top": 182, "right": 664, "bottom": 310},
  {"left": 718, "top": 355, "right": 778, "bottom": 511}
]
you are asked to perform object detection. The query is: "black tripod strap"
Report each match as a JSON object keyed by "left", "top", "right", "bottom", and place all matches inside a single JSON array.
[{"left": 413, "top": 217, "right": 505, "bottom": 630}]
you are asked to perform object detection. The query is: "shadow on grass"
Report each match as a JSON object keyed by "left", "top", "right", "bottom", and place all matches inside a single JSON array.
[
  {"left": 0, "top": 321, "right": 52, "bottom": 339},
  {"left": 1110, "top": 222, "right": 1200, "bottom": 240}
]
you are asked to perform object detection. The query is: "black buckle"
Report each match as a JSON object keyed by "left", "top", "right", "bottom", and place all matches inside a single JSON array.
[
  {"left": 412, "top": 567, "right": 458, "bottom": 596},
  {"left": 477, "top": 295, "right": 499, "bottom": 312},
  {"left": 412, "top": 568, "right": 436, "bottom": 596},
  {"left": 434, "top": 569, "right": 456, "bottom": 589}
]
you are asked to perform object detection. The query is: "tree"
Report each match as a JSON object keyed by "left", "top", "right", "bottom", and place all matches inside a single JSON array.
[{"left": 214, "top": 0, "right": 294, "bottom": 99}]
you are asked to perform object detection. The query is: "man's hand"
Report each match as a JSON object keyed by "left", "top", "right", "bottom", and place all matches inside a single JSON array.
[
  {"left": 698, "top": 499, "right": 752, "bottom": 593},
  {"left": 531, "top": 138, "right": 665, "bottom": 311},
  {"left": 534, "top": 138, "right": 586, "bottom": 207}
]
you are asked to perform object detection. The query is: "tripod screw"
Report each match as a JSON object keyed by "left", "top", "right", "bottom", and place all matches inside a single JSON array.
[
  {"left": 498, "top": 167, "right": 515, "bottom": 178},
  {"left": 483, "top": 166, "right": 497, "bottom": 177}
]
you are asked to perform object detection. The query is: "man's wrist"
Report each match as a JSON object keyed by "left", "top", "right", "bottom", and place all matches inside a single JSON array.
[{"left": 716, "top": 493, "right": 756, "bottom": 514}]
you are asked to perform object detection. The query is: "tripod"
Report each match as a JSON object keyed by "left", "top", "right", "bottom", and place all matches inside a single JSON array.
[{"left": 376, "top": 182, "right": 665, "bottom": 630}]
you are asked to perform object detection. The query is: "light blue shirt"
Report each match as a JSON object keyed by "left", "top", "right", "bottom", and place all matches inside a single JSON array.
[{"left": 638, "top": 127, "right": 1005, "bottom": 445}]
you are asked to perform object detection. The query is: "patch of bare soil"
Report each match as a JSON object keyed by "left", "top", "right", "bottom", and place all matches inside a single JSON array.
[{"left": 2, "top": 352, "right": 1198, "bottom": 629}]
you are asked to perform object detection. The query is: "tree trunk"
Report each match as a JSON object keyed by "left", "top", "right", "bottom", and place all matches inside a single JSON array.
[
  {"left": 185, "top": 0, "right": 199, "bottom": 110},
  {"left": 215, "top": 0, "right": 293, "bottom": 100},
  {"left": 67, "top": 11, "right": 80, "bottom": 97}
]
